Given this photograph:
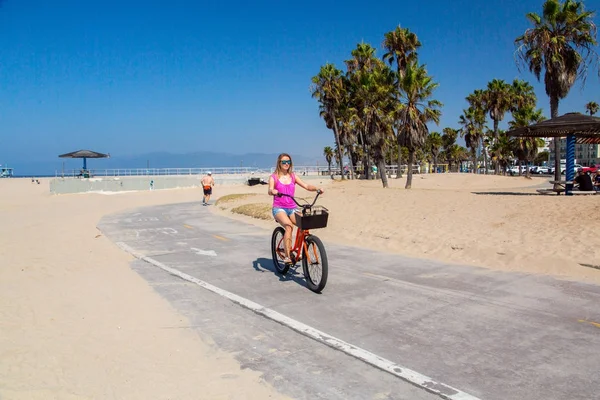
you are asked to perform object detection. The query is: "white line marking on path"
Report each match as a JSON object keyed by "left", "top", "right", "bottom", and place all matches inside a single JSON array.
[
  {"left": 190, "top": 247, "right": 217, "bottom": 257},
  {"left": 117, "top": 241, "right": 481, "bottom": 400}
]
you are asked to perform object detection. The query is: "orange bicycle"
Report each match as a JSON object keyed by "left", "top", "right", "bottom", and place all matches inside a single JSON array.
[{"left": 270, "top": 192, "right": 329, "bottom": 293}]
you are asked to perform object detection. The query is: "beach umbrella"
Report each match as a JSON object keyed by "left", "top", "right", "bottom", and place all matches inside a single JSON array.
[
  {"left": 58, "top": 149, "right": 110, "bottom": 170},
  {"left": 506, "top": 112, "right": 600, "bottom": 194}
]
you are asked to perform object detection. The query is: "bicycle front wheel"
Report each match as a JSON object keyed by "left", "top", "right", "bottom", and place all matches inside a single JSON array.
[
  {"left": 302, "top": 234, "right": 328, "bottom": 293},
  {"left": 271, "top": 227, "right": 289, "bottom": 275}
]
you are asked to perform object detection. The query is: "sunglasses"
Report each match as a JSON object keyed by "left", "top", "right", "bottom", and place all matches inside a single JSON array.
[{"left": 280, "top": 160, "right": 291, "bottom": 165}]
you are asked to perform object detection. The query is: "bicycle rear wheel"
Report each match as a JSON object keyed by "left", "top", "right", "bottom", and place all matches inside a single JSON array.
[
  {"left": 302, "top": 234, "right": 328, "bottom": 293},
  {"left": 271, "top": 227, "right": 290, "bottom": 275}
]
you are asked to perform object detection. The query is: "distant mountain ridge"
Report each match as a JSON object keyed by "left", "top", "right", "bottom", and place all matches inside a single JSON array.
[{"left": 6, "top": 151, "right": 327, "bottom": 176}]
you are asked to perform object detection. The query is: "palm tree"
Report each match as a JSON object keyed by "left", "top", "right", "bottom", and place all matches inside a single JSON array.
[
  {"left": 511, "top": 79, "right": 537, "bottom": 110},
  {"left": 382, "top": 26, "right": 421, "bottom": 179},
  {"left": 459, "top": 107, "right": 486, "bottom": 174},
  {"left": 516, "top": 0, "right": 599, "bottom": 182},
  {"left": 509, "top": 106, "right": 546, "bottom": 176},
  {"left": 323, "top": 146, "right": 334, "bottom": 176},
  {"left": 355, "top": 59, "right": 397, "bottom": 187},
  {"left": 397, "top": 62, "right": 442, "bottom": 189},
  {"left": 448, "top": 144, "right": 470, "bottom": 172},
  {"left": 345, "top": 43, "right": 380, "bottom": 180},
  {"left": 426, "top": 131, "right": 443, "bottom": 172},
  {"left": 441, "top": 128, "right": 459, "bottom": 171},
  {"left": 480, "top": 79, "right": 513, "bottom": 173},
  {"left": 311, "top": 64, "right": 348, "bottom": 180},
  {"left": 489, "top": 131, "right": 514, "bottom": 174},
  {"left": 466, "top": 90, "right": 490, "bottom": 173},
  {"left": 585, "top": 101, "right": 599, "bottom": 115}
]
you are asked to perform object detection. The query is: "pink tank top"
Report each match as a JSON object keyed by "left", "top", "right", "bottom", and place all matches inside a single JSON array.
[{"left": 272, "top": 173, "right": 296, "bottom": 208}]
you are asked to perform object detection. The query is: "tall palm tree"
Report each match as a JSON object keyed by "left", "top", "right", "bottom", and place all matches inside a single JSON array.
[
  {"left": 397, "top": 62, "right": 442, "bottom": 189},
  {"left": 511, "top": 79, "right": 537, "bottom": 110},
  {"left": 382, "top": 26, "right": 421, "bottom": 78},
  {"left": 466, "top": 90, "right": 490, "bottom": 173},
  {"left": 323, "top": 146, "right": 334, "bottom": 176},
  {"left": 355, "top": 59, "right": 397, "bottom": 187},
  {"left": 311, "top": 64, "right": 347, "bottom": 179},
  {"left": 459, "top": 107, "right": 486, "bottom": 173},
  {"left": 482, "top": 79, "right": 513, "bottom": 173},
  {"left": 382, "top": 26, "right": 421, "bottom": 179},
  {"left": 516, "top": 0, "right": 599, "bottom": 182},
  {"left": 345, "top": 43, "right": 380, "bottom": 179},
  {"left": 585, "top": 101, "right": 599, "bottom": 115}
]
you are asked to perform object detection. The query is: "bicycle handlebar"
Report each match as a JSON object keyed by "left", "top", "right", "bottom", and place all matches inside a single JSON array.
[{"left": 276, "top": 190, "right": 322, "bottom": 209}]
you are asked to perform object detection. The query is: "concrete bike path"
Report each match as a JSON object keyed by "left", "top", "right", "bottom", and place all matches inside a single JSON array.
[{"left": 98, "top": 201, "right": 600, "bottom": 400}]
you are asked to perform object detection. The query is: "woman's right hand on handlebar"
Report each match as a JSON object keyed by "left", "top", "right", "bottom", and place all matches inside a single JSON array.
[{"left": 271, "top": 189, "right": 279, "bottom": 196}]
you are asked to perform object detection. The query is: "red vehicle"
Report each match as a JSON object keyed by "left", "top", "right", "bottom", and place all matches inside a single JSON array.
[{"left": 582, "top": 164, "right": 600, "bottom": 174}]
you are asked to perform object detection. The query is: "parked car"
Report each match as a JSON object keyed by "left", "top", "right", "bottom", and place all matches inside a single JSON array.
[
  {"left": 560, "top": 164, "right": 583, "bottom": 174},
  {"left": 582, "top": 164, "right": 600, "bottom": 174},
  {"left": 535, "top": 166, "right": 551, "bottom": 174}
]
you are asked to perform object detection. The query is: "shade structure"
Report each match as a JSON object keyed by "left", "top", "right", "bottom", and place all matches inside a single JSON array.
[
  {"left": 59, "top": 149, "right": 110, "bottom": 171},
  {"left": 505, "top": 112, "right": 600, "bottom": 144},
  {"left": 506, "top": 113, "right": 600, "bottom": 195}
]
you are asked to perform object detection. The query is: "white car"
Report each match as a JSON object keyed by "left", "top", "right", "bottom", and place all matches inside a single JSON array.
[
  {"left": 508, "top": 166, "right": 521, "bottom": 175},
  {"left": 560, "top": 164, "right": 583, "bottom": 174},
  {"left": 534, "top": 166, "right": 551, "bottom": 174}
]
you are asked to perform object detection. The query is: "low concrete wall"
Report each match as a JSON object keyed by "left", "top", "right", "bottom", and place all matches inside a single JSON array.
[
  {"left": 50, "top": 175, "right": 225, "bottom": 194},
  {"left": 50, "top": 173, "right": 329, "bottom": 195}
]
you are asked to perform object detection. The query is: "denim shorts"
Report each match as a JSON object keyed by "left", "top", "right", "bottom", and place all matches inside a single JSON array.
[{"left": 272, "top": 207, "right": 297, "bottom": 218}]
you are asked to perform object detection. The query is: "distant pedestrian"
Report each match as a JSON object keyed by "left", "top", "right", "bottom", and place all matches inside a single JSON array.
[{"left": 201, "top": 172, "right": 215, "bottom": 205}]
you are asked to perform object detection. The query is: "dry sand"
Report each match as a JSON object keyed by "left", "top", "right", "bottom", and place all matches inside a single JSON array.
[
  {"left": 0, "top": 178, "right": 288, "bottom": 400},
  {"left": 214, "top": 173, "right": 600, "bottom": 284},
  {"left": 1, "top": 172, "right": 599, "bottom": 399}
]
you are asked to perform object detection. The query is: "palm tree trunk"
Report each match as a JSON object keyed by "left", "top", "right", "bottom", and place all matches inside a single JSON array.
[
  {"left": 493, "top": 119, "right": 500, "bottom": 175},
  {"left": 550, "top": 96, "right": 560, "bottom": 183},
  {"left": 525, "top": 158, "right": 531, "bottom": 178},
  {"left": 433, "top": 154, "right": 438, "bottom": 173},
  {"left": 405, "top": 151, "right": 415, "bottom": 189},
  {"left": 347, "top": 146, "right": 356, "bottom": 180},
  {"left": 396, "top": 135, "right": 403, "bottom": 178},
  {"left": 472, "top": 149, "right": 477, "bottom": 174},
  {"left": 379, "top": 159, "right": 389, "bottom": 188},
  {"left": 481, "top": 140, "right": 487, "bottom": 175},
  {"left": 327, "top": 162, "right": 332, "bottom": 176},
  {"left": 331, "top": 115, "right": 345, "bottom": 180}
]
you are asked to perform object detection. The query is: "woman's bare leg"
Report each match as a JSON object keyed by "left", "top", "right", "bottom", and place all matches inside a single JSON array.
[{"left": 275, "top": 212, "right": 294, "bottom": 261}]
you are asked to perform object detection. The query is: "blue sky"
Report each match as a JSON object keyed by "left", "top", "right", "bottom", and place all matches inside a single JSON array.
[{"left": 1, "top": 0, "right": 599, "bottom": 166}]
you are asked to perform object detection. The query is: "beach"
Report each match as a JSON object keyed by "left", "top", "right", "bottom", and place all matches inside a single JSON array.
[
  {"left": 213, "top": 173, "right": 600, "bottom": 284},
  {"left": 1, "top": 173, "right": 599, "bottom": 398},
  {"left": 0, "top": 178, "right": 288, "bottom": 400}
]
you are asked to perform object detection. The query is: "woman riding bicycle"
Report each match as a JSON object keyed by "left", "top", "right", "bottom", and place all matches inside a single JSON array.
[{"left": 268, "top": 153, "right": 323, "bottom": 264}]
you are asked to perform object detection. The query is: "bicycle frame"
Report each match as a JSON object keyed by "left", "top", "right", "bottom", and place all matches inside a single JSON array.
[{"left": 274, "top": 192, "right": 323, "bottom": 264}]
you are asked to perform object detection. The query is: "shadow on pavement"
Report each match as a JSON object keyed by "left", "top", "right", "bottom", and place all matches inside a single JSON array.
[{"left": 252, "top": 257, "right": 307, "bottom": 288}]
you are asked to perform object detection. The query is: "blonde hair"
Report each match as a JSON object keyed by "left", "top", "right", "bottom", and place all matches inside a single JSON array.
[{"left": 275, "top": 153, "right": 293, "bottom": 177}]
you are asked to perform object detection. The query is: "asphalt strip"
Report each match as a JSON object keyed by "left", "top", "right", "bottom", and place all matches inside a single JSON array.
[{"left": 117, "top": 241, "right": 482, "bottom": 400}]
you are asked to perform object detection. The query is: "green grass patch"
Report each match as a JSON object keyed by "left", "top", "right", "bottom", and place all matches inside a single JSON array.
[
  {"left": 215, "top": 193, "right": 257, "bottom": 206},
  {"left": 231, "top": 203, "right": 272, "bottom": 220}
]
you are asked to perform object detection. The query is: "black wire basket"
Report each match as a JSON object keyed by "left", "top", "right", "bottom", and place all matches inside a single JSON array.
[{"left": 295, "top": 206, "right": 329, "bottom": 230}]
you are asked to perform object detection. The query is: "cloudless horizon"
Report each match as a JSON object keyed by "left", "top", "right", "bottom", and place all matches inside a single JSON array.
[{"left": 1, "top": 0, "right": 600, "bottom": 170}]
